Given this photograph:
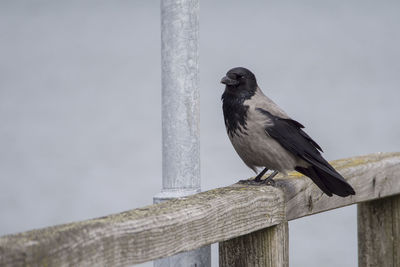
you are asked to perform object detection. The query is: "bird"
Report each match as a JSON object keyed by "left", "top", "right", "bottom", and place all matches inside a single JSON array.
[{"left": 220, "top": 67, "right": 355, "bottom": 197}]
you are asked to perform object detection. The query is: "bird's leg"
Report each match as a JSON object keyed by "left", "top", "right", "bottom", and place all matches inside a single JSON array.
[
  {"left": 254, "top": 167, "right": 268, "bottom": 182},
  {"left": 238, "top": 168, "right": 268, "bottom": 184},
  {"left": 262, "top": 170, "right": 279, "bottom": 186}
]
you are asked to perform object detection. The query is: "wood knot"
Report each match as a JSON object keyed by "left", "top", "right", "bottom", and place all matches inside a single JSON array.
[{"left": 308, "top": 195, "right": 313, "bottom": 211}]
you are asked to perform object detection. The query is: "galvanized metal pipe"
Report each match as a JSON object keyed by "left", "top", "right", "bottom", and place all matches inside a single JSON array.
[
  {"left": 160, "top": 0, "right": 200, "bottom": 193},
  {"left": 154, "top": 0, "right": 210, "bottom": 266}
]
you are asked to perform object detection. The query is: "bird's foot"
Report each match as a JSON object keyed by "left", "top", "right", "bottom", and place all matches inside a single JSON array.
[
  {"left": 238, "top": 178, "right": 263, "bottom": 185},
  {"left": 261, "top": 170, "right": 279, "bottom": 186},
  {"left": 238, "top": 170, "right": 279, "bottom": 186},
  {"left": 262, "top": 177, "right": 276, "bottom": 186}
]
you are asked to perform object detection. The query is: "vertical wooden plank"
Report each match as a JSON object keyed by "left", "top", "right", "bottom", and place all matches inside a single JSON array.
[
  {"left": 219, "top": 222, "right": 289, "bottom": 267},
  {"left": 358, "top": 195, "right": 400, "bottom": 267}
]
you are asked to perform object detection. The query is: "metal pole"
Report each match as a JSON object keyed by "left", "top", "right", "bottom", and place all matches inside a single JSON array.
[{"left": 154, "top": 0, "right": 211, "bottom": 266}]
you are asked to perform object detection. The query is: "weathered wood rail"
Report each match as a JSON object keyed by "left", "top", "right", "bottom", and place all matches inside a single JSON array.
[{"left": 1, "top": 152, "right": 399, "bottom": 266}]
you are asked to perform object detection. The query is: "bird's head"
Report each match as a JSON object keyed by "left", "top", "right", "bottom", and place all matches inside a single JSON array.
[{"left": 221, "top": 67, "right": 258, "bottom": 96}]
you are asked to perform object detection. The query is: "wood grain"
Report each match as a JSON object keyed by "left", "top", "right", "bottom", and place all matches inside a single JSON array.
[
  {"left": 219, "top": 222, "right": 288, "bottom": 267},
  {"left": 0, "top": 152, "right": 399, "bottom": 266},
  {"left": 0, "top": 185, "right": 286, "bottom": 266},
  {"left": 358, "top": 195, "right": 400, "bottom": 267},
  {"left": 281, "top": 152, "right": 400, "bottom": 220}
]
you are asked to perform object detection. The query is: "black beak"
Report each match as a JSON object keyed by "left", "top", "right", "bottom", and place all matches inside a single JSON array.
[{"left": 221, "top": 76, "right": 239, "bottom": 86}]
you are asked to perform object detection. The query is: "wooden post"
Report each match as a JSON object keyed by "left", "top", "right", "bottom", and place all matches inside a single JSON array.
[
  {"left": 219, "top": 222, "right": 289, "bottom": 267},
  {"left": 358, "top": 195, "right": 400, "bottom": 267}
]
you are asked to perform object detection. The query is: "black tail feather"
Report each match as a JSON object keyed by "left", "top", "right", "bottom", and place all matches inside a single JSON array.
[
  {"left": 295, "top": 165, "right": 355, "bottom": 197},
  {"left": 295, "top": 166, "right": 333, "bottom": 196},
  {"left": 255, "top": 105, "right": 356, "bottom": 197}
]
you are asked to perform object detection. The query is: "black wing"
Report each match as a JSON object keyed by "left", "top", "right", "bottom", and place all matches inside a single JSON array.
[{"left": 256, "top": 108, "right": 355, "bottom": 197}]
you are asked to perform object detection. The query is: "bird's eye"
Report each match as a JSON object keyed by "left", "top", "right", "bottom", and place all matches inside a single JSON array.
[{"left": 227, "top": 73, "right": 237, "bottom": 80}]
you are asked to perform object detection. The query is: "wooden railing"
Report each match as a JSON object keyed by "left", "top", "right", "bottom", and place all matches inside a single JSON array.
[{"left": 1, "top": 152, "right": 399, "bottom": 267}]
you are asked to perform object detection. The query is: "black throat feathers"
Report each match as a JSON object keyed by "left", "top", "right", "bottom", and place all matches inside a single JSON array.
[{"left": 221, "top": 86, "right": 256, "bottom": 137}]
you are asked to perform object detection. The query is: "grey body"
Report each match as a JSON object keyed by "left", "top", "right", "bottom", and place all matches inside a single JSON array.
[
  {"left": 227, "top": 87, "right": 306, "bottom": 174},
  {"left": 221, "top": 67, "right": 355, "bottom": 197}
]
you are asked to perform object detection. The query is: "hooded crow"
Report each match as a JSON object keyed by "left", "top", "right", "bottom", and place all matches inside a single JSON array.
[{"left": 221, "top": 67, "right": 355, "bottom": 197}]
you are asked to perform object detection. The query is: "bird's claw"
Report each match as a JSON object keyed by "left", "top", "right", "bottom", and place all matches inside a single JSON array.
[
  {"left": 238, "top": 179, "right": 262, "bottom": 185},
  {"left": 238, "top": 177, "right": 276, "bottom": 186},
  {"left": 263, "top": 178, "right": 276, "bottom": 186}
]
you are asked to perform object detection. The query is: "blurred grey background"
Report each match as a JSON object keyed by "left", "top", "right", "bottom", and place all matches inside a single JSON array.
[{"left": 1, "top": 0, "right": 399, "bottom": 266}]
